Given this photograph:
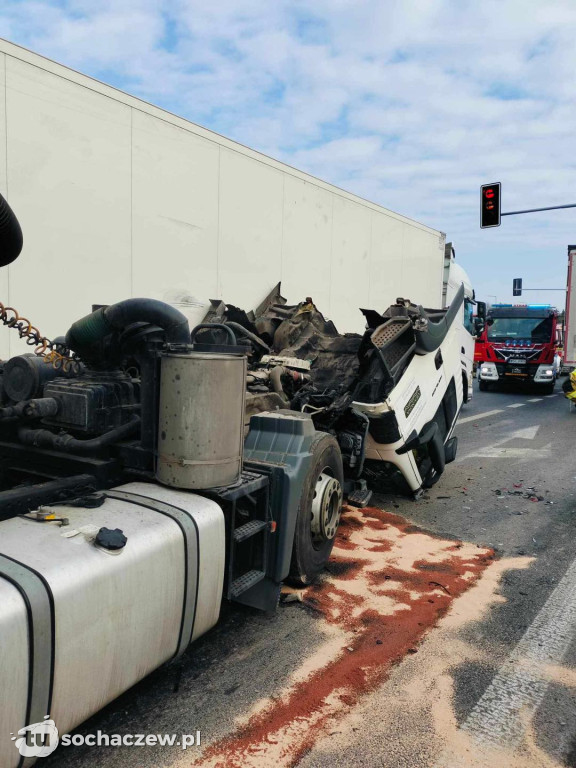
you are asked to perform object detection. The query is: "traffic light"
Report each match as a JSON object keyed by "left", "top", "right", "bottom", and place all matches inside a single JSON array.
[
  {"left": 480, "top": 182, "right": 501, "bottom": 228},
  {"left": 513, "top": 278, "right": 522, "bottom": 296}
]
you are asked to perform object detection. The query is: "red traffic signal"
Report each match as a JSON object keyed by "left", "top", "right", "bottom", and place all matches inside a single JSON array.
[{"left": 481, "top": 182, "right": 501, "bottom": 228}]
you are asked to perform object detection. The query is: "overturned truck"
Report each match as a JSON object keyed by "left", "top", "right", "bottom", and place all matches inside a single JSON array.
[{"left": 0, "top": 193, "right": 464, "bottom": 766}]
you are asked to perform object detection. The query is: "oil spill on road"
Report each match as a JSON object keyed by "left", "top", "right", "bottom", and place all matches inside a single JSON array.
[{"left": 192, "top": 506, "right": 494, "bottom": 768}]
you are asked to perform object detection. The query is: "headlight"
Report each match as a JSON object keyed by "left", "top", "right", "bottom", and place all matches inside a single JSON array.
[
  {"left": 481, "top": 367, "right": 489, "bottom": 374},
  {"left": 544, "top": 369, "right": 553, "bottom": 376}
]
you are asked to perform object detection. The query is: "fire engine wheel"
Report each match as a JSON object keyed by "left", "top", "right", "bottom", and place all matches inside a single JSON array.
[
  {"left": 539, "top": 380, "right": 555, "bottom": 395},
  {"left": 288, "top": 433, "right": 344, "bottom": 586}
]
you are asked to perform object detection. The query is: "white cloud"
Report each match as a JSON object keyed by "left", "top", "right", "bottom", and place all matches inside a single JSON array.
[{"left": 1, "top": 0, "right": 576, "bottom": 303}]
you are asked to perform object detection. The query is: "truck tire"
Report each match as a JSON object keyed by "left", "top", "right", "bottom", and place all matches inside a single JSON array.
[
  {"left": 479, "top": 380, "right": 489, "bottom": 392},
  {"left": 540, "top": 380, "right": 555, "bottom": 395},
  {"left": 288, "top": 433, "right": 344, "bottom": 586}
]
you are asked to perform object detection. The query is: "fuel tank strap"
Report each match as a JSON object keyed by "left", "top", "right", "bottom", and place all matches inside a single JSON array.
[
  {"left": 0, "top": 553, "right": 55, "bottom": 766},
  {"left": 103, "top": 490, "right": 199, "bottom": 659}
]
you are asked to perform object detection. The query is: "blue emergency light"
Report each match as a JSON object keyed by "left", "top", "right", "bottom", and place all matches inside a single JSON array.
[{"left": 491, "top": 303, "right": 552, "bottom": 310}]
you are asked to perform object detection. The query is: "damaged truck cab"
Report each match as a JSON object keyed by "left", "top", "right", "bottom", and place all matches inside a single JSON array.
[
  {"left": 353, "top": 292, "right": 464, "bottom": 496},
  {"left": 204, "top": 281, "right": 467, "bottom": 499}
]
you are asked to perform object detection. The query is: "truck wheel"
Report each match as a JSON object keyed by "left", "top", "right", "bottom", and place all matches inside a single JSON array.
[
  {"left": 479, "top": 380, "right": 489, "bottom": 392},
  {"left": 288, "top": 433, "right": 344, "bottom": 586},
  {"left": 540, "top": 380, "right": 555, "bottom": 395}
]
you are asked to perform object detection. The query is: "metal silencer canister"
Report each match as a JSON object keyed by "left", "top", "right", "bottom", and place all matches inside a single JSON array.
[{"left": 156, "top": 352, "right": 246, "bottom": 490}]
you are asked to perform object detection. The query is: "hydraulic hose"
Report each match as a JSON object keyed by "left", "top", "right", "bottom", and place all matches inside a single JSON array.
[
  {"left": 269, "top": 366, "right": 287, "bottom": 395},
  {"left": 0, "top": 398, "right": 59, "bottom": 421},
  {"left": 18, "top": 415, "right": 140, "bottom": 455},
  {"left": 225, "top": 321, "right": 270, "bottom": 353},
  {"left": 0, "top": 192, "right": 23, "bottom": 267}
]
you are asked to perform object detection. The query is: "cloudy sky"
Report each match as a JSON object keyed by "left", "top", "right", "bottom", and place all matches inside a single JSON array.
[{"left": 1, "top": 0, "right": 576, "bottom": 307}]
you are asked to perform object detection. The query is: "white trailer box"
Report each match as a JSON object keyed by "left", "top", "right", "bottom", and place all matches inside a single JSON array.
[{"left": 0, "top": 39, "right": 446, "bottom": 360}]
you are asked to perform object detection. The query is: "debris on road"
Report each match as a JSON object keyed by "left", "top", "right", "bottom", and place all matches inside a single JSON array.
[
  {"left": 280, "top": 586, "right": 305, "bottom": 604},
  {"left": 494, "top": 486, "right": 548, "bottom": 503}
]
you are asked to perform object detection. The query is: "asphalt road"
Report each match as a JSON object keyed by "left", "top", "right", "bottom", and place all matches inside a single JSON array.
[{"left": 43, "top": 379, "right": 576, "bottom": 768}]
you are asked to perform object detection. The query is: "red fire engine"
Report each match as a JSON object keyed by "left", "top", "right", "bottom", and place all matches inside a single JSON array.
[{"left": 475, "top": 304, "right": 561, "bottom": 393}]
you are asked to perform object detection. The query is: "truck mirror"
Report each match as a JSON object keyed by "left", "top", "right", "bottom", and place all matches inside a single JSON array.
[
  {"left": 0, "top": 192, "right": 23, "bottom": 267},
  {"left": 476, "top": 301, "right": 487, "bottom": 320},
  {"left": 474, "top": 318, "right": 485, "bottom": 335}
]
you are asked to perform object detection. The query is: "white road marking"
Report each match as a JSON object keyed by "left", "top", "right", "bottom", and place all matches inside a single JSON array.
[
  {"left": 436, "top": 552, "right": 576, "bottom": 765},
  {"left": 458, "top": 409, "right": 503, "bottom": 425},
  {"left": 507, "top": 425, "right": 539, "bottom": 440},
  {"left": 462, "top": 444, "right": 552, "bottom": 460},
  {"left": 459, "top": 391, "right": 554, "bottom": 425},
  {"left": 458, "top": 425, "right": 542, "bottom": 461}
]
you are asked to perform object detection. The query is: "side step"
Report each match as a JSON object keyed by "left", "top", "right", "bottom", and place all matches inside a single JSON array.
[
  {"left": 346, "top": 479, "right": 373, "bottom": 508},
  {"left": 233, "top": 520, "right": 267, "bottom": 542},
  {"left": 347, "top": 487, "right": 373, "bottom": 508},
  {"left": 230, "top": 569, "right": 265, "bottom": 598}
]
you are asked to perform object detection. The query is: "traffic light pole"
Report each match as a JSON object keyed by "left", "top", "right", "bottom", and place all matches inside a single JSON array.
[
  {"left": 502, "top": 203, "right": 576, "bottom": 217},
  {"left": 481, "top": 182, "right": 576, "bottom": 227}
]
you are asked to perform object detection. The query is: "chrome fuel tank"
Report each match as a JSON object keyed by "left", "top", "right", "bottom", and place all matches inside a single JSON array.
[{"left": 0, "top": 482, "right": 225, "bottom": 768}]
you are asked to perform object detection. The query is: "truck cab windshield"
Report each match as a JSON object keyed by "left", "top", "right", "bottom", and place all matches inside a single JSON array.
[{"left": 487, "top": 316, "right": 553, "bottom": 343}]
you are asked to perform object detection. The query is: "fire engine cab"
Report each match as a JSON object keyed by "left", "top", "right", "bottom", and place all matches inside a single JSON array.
[{"left": 476, "top": 304, "right": 561, "bottom": 393}]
